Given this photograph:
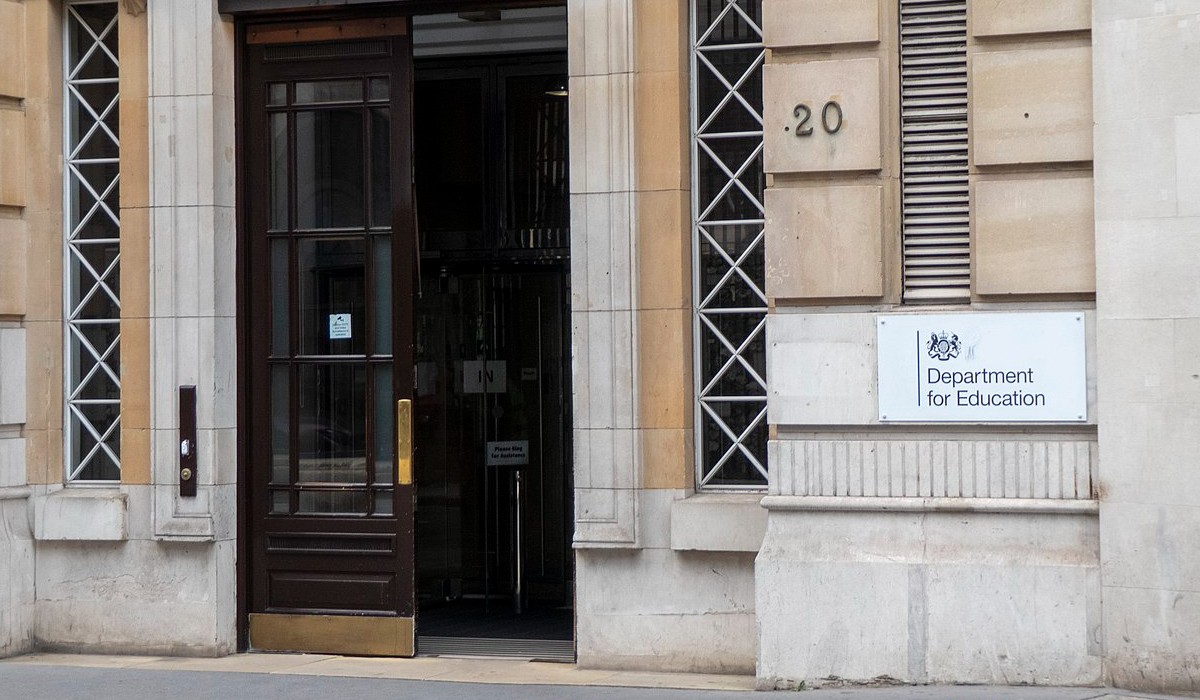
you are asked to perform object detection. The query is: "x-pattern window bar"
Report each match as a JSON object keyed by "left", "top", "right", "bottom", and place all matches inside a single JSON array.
[
  {"left": 65, "top": 0, "right": 122, "bottom": 482},
  {"left": 692, "top": 0, "right": 769, "bottom": 489}
]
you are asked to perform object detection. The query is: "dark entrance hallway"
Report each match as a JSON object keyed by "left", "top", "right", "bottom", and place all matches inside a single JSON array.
[{"left": 411, "top": 47, "right": 573, "bottom": 660}]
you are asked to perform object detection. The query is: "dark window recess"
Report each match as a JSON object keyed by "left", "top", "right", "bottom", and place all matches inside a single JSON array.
[{"left": 415, "top": 58, "right": 569, "bottom": 260}]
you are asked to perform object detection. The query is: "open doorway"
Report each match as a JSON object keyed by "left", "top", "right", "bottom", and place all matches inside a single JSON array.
[{"left": 410, "top": 9, "right": 573, "bottom": 661}]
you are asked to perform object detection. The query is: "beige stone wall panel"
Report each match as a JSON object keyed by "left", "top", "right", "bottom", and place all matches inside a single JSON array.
[
  {"left": 636, "top": 190, "right": 688, "bottom": 310},
  {"left": 24, "top": 427, "right": 62, "bottom": 486},
  {"left": 0, "top": 217, "right": 26, "bottom": 316},
  {"left": 972, "top": 0, "right": 1090, "bottom": 38},
  {"left": 975, "top": 176, "right": 1096, "bottom": 295},
  {"left": 120, "top": 7, "right": 150, "bottom": 484},
  {"left": 763, "top": 0, "right": 879, "bottom": 49},
  {"left": 634, "top": 70, "right": 687, "bottom": 192},
  {"left": 632, "top": 0, "right": 691, "bottom": 490},
  {"left": 634, "top": 0, "right": 685, "bottom": 74},
  {"left": 971, "top": 47, "right": 1093, "bottom": 166},
  {"left": 637, "top": 308, "right": 691, "bottom": 431},
  {"left": 765, "top": 184, "right": 883, "bottom": 299},
  {"left": 0, "top": 1, "right": 26, "bottom": 100},
  {"left": 120, "top": 98, "right": 150, "bottom": 210},
  {"left": 119, "top": 207, "right": 149, "bottom": 318},
  {"left": 120, "top": 318, "right": 150, "bottom": 431},
  {"left": 19, "top": 0, "right": 64, "bottom": 488},
  {"left": 642, "top": 428, "right": 693, "bottom": 490},
  {"left": 21, "top": 210, "right": 61, "bottom": 323},
  {"left": 763, "top": 58, "right": 882, "bottom": 174},
  {"left": 0, "top": 109, "right": 27, "bottom": 208}
]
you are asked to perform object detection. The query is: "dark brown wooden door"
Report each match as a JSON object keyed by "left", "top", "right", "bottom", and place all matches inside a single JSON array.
[{"left": 241, "top": 22, "right": 416, "bottom": 655}]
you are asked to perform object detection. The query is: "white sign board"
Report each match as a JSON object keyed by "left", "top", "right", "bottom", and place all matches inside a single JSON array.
[
  {"left": 463, "top": 360, "right": 507, "bottom": 394},
  {"left": 486, "top": 440, "right": 529, "bottom": 466},
  {"left": 877, "top": 312, "right": 1086, "bottom": 422},
  {"left": 328, "top": 313, "right": 352, "bottom": 340}
]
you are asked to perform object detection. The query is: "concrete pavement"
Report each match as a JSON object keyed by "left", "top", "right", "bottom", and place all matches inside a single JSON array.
[{"left": 0, "top": 653, "right": 1194, "bottom": 700}]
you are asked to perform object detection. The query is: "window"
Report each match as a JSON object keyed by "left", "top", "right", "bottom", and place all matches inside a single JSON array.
[
  {"left": 691, "top": 0, "right": 768, "bottom": 489},
  {"left": 64, "top": 0, "right": 121, "bottom": 481},
  {"left": 899, "top": 0, "right": 969, "bottom": 302}
]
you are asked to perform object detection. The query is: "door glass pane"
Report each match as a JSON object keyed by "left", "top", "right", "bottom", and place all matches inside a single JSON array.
[
  {"left": 271, "top": 364, "right": 290, "bottom": 484},
  {"left": 298, "top": 490, "right": 369, "bottom": 515},
  {"left": 270, "top": 112, "right": 288, "bottom": 230},
  {"left": 267, "top": 82, "right": 287, "bottom": 106},
  {"left": 370, "top": 108, "right": 391, "bottom": 229},
  {"left": 297, "top": 363, "right": 367, "bottom": 484},
  {"left": 297, "top": 238, "right": 366, "bottom": 356},
  {"left": 373, "top": 237, "right": 392, "bottom": 355},
  {"left": 295, "top": 79, "right": 362, "bottom": 105},
  {"left": 414, "top": 77, "right": 484, "bottom": 249},
  {"left": 368, "top": 77, "right": 389, "bottom": 102},
  {"left": 374, "top": 490, "right": 394, "bottom": 516},
  {"left": 374, "top": 365, "right": 393, "bottom": 485},
  {"left": 296, "top": 110, "right": 365, "bottom": 229},
  {"left": 270, "top": 238, "right": 289, "bottom": 355},
  {"left": 270, "top": 490, "right": 290, "bottom": 514}
]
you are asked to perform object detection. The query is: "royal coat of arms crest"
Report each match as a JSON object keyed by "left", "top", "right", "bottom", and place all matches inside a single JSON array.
[{"left": 927, "top": 331, "right": 960, "bottom": 361}]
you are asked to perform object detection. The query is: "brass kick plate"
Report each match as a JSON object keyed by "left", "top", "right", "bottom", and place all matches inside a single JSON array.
[{"left": 249, "top": 613, "right": 414, "bottom": 657}]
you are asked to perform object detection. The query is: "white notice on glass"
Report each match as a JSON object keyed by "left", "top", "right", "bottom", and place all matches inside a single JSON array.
[{"left": 329, "top": 313, "right": 352, "bottom": 340}]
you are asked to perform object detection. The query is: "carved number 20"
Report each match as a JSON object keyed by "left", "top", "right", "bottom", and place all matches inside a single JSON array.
[{"left": 792, "top": 101, "right": 843, "bottom": 136}]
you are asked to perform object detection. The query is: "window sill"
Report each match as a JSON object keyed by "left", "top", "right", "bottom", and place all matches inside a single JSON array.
[
  {"left": 34, "top": 488, "right": 127, "bottom": 541},
  {"left": 670, "top": 492, "right": 767, "bottom": 553}
]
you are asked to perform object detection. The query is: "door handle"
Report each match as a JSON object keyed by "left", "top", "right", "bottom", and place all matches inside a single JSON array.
[{"left": 397, "top": 399, "right": 412, "bottom": 486}]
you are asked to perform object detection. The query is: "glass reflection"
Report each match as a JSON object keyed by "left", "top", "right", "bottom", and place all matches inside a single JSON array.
[
  {"left": 296, "top": 363, "right": 367, "bottom": 485},
  {"left": 296, "top": 110, "right": 365, "bottom": 229},
  {"left": 295, "top": 79, "right": 362, "bottom": 105},
  {"left": 296, "top": 239, "right": 366, "bottom": 356},
  {"left": 298, "top": 490, "right": 369, "bottom": 515},
  {"left": 270, "top": 113, "right": 288, "bottom": 230}
]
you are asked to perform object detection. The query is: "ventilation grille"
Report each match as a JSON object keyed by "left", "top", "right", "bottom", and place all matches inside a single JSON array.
[
  {"left": 264, "top": 39, "right": 389, "bottom": 62},
  {"left": 900, "top": 0, "right": 969, "bottom": 303}
]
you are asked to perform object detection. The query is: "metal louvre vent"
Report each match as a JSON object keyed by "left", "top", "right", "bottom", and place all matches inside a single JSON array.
[
  {"left": 263, "top": 40, "right": 390, "bottom": 62},
  {"left": 900, "top": 0, "right": 969, "bottom": 303}
]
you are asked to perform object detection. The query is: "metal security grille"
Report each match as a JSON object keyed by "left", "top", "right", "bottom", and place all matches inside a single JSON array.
[
  {"left": 900, "top": 0, "right": 969, "bottom": 303},
  {"left": 64, "top": 0, "right": 121, "bottom": 481},
  {"left": 691, "top": 0, "right": 768, "bottom": 488}
]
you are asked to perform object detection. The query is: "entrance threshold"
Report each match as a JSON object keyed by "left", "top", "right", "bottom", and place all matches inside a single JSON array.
[
  {"left": 418, "top": 636, "right": 574, "bottom": 662},
  {"left": 416, "top": 598, "right": 574, "bottom": 661}
]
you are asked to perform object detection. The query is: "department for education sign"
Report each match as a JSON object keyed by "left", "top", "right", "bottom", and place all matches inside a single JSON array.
[{"left": 876, "top": 312, "right": 1087, "bottom": 422}]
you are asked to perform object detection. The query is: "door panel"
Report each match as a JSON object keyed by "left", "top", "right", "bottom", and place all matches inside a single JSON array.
[{"left": 241, "top": 25, "right": 415, "bottom": 654}]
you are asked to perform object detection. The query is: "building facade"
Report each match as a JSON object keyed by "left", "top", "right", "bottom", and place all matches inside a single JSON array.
[{"left": 0, "top": 0, "right": 1196, "bottom": 693}]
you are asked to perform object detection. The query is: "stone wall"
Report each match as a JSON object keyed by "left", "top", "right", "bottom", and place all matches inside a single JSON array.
[
  {"left": 754, "top": 0, "right": 1102, "bottom": 686},
  {"left": 0, "top": 0, "right": 48, "bottom": 659},
  {"left": 23, "top": 0, "right": 237, "bottom": 656},
  {"left": 1094, "top": 1, "right": 1200, "bottom": 693}
]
